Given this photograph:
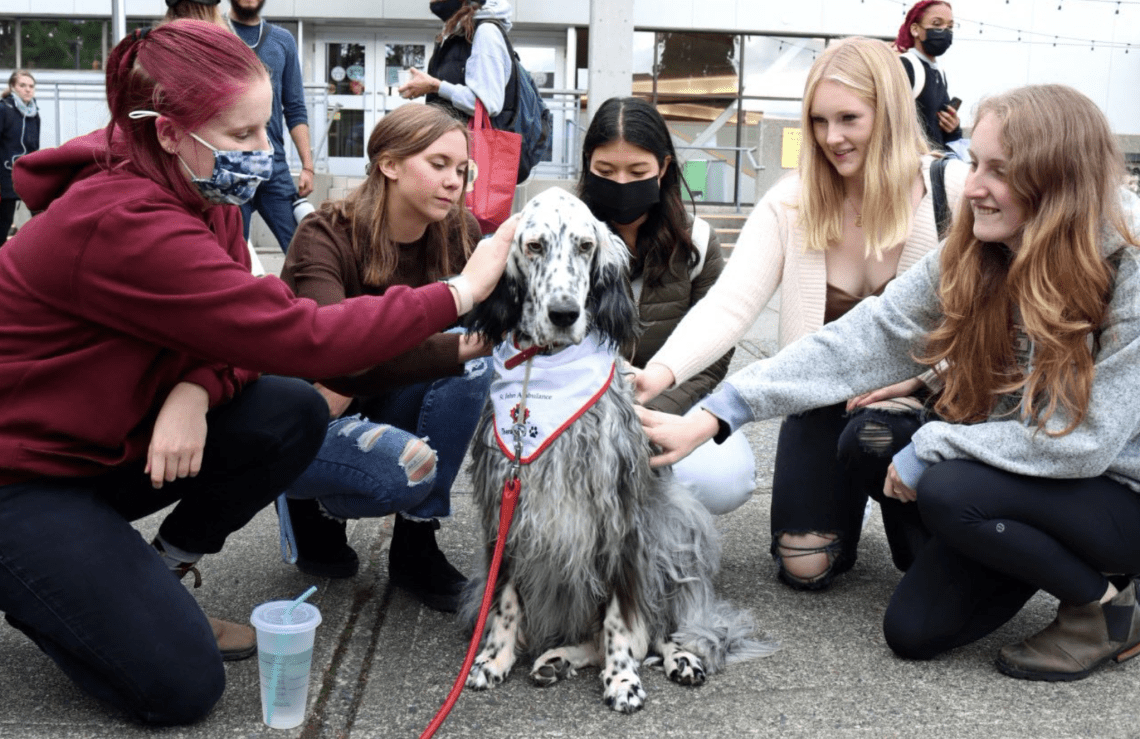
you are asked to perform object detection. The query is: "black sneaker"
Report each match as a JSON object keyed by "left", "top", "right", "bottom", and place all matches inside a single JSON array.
[
  {"left": 388, "top": 516, "right": 468, "bottom": 613},
  {"left": 277, "top": 497, "right": 359, "bottom": 578}
]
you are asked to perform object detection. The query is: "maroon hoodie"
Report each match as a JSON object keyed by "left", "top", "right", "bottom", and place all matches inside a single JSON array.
[{"left": 0, "top": 130, "right": 458, "bottom": 484}]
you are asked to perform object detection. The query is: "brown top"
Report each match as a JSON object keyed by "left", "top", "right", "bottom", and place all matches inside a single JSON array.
[
  {"left": 281, "top": 206, "right": 482, "bottom": 400},
  {"left": 824, "top": 279, "right": 890, "bottom": 324}
]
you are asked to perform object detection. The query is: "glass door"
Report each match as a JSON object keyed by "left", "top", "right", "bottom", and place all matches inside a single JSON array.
[
  {"left": 314, "top": 31, "right": 432, "bottom": 176},
  {"left": 321, "top": 35, "right": 376, "bottom": 176}
]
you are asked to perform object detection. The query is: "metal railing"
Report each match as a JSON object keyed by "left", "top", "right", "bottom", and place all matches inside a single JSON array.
[{"left": 303, "top": 84, "right": 585, "bottom": 180}]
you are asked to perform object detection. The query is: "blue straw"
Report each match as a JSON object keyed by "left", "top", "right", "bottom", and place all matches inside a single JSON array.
[
  {"left": 284, "top": 586, "right": 318, "bottom": 625},
  {"left": 265, "top": 586, "right": 318, "bottom": 726}
]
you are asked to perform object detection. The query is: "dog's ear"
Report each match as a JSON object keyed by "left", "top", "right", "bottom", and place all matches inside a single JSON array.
[
  {"left": 463, "top": 231, "right": 527, "bottom": 344},
  {"left": 587, "top": 219, "right": 640, "bottom": 353}
]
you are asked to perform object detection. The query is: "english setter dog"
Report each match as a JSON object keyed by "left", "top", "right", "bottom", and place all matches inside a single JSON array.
[{"left": 462, "top": 187, "right": 775, "bottom": 713}]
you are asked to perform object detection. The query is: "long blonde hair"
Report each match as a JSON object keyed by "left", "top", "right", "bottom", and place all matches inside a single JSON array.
[
  {"left": 325, "top": 104, "right": 473, "bottom": 287},
  {"left": 799, "top": 37, "right": 929, "bottom": 256},
  {"left": 922, "top": 84, "right": 1135, "bottom": 434}
]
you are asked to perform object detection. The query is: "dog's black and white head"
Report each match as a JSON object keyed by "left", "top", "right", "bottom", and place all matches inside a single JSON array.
[{"left": 467, "top": 187, "right": 638, "bottom": 352}]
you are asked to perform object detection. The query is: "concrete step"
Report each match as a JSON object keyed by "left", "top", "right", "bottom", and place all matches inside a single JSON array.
[{"left": 695, "top": 208, "right": 749, "bottom": 254}]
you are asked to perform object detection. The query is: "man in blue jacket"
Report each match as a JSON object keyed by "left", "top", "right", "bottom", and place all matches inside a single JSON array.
[{"left": 228, "top": 0, "right": 315, "bottom": 252}]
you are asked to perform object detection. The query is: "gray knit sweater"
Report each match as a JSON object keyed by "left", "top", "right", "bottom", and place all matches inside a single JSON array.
[{"left": 702, "top": 190, "right": 1140, "bottom": 492}]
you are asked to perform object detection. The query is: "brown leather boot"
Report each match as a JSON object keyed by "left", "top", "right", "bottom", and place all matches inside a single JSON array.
[
  {"left": 996, "top": 578, "right": 1140, "bottom": 681},
  {"left": 153, "top": 538, "right": 257, "bottom": 661}
]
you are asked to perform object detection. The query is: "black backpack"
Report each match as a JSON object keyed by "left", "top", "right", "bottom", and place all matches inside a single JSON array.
[
  {"left": 489, "top": 26, "right": 553, "bottom": 183},
  {"left": 427, "top": 21, "right": 552, "bottom": 183}
]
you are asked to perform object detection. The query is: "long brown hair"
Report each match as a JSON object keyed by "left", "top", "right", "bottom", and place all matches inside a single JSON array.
[
  {"left": 922, "top": 84, "right": 1135, "bottom": 434},
  {"left": 325, "top": 104, "right": 472, "bottom": 287},
  {"left": 437, "top": 1, "right": 481, "bottom": 43}
]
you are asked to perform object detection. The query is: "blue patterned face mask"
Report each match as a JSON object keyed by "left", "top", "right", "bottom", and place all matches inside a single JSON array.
[
  {"left": 179, "top": 132, "right": 273, "bottom": 206},
  {"left": 129, "top": 110, "right": 273, "bottom": 205}
]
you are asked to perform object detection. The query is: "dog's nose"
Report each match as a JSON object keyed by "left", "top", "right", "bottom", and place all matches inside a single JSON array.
[{"left": 547, "top": 299, "right": 580, "bottom": 328}]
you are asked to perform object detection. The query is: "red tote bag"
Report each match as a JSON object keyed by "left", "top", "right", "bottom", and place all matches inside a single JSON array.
[{"left": 465, "top": 100, "right": 521, "bottom": 234}]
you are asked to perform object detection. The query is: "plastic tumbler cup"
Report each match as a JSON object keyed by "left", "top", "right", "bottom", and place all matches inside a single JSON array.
[{"left": 250, "top": 600, "right": 323, "bottom": 729}]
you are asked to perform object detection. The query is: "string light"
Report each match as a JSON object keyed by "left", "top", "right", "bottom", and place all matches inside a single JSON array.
[{"left": 883, "top": 0, "right": 1138, "bottom": 53}]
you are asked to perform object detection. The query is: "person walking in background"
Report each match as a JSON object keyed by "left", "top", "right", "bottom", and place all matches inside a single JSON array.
[
  {"left": 0, "top": 70, "right": 39, "bottom": 247},
  {"left": 399, "top": 0, "right": 514, "bottom": 123},
  {"left": 578, "top": 96, "right": 756, "bottom": 516},
  {"left": 163, "top": 0, "right": 226, "bottom": 25},
  {"left": 633, "top": 37, "right": 968, "bottom": 590},
  {"left": 894, "top": 1, "right": 963, "bottom": 154},
  {"left": 640, "top": 84, "right": 1140, "bottom": 683},
  {"left": 227, "top": 0, "right": 315, "bottom": 252}
]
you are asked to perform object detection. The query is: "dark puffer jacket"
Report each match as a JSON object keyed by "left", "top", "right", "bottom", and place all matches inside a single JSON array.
[
  {"left": 631, "top": 221, "right": 733, "bottom": 415},
  {"left": 1, "top": 95, "right": 40, "bottom": 200}
]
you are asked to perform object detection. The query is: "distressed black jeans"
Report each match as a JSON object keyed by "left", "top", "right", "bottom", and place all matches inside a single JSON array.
[{"left": 770, "top": 400, "right": 929, "bottom": 589}]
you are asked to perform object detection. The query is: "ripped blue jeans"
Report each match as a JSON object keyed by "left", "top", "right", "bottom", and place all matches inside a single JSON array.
[{"left": 287, "top": 357, "right": 492, "bottom": 521}]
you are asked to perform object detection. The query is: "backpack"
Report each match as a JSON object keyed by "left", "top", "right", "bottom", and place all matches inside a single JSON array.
[{"left": 485, "top": 23, "right": 553, "bottom": 183}]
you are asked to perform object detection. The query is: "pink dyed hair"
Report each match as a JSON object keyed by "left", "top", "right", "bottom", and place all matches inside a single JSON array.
[
  {"left": 105, "top": 20, "right": 268, "bottom": 207},
  {"left": 894, "top": 1, "right": 952, "bottom": 52}
]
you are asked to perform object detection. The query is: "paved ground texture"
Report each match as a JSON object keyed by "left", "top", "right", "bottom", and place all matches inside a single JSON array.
[{"left": 3, "top": 252, "right": 1140, "bottom": 738}]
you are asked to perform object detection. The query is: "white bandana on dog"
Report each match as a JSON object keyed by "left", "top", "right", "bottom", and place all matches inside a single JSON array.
[{"left": 491, "top": 333, "right": 616, "bottom": 464}]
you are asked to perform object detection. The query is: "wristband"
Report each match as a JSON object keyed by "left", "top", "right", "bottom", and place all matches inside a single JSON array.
[
  {"left": 301, "top": 167, "right": 314, "bottom": 174},
  {"left": 443, "top": 274, "right": 474, "bottom": 315}
]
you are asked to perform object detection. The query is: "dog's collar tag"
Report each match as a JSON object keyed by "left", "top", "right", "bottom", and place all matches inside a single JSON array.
[{"left": 491, "top": 333, "right": 616, "bottom": 464}]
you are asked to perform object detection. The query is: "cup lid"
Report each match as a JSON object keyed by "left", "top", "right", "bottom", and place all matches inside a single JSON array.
[{"left": 250, "top": 601, "right": 323, "bottom": 633}]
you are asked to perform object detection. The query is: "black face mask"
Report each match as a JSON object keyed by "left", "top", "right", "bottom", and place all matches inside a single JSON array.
[
  {"left": 583, "top": 172, "right": 661, "bottom": 226},
  {"left": 921, "top": 28, "right": 953, "bottom": 57},
  {"left": 430, "top": 0, "right": 464, "bottom": 21}
]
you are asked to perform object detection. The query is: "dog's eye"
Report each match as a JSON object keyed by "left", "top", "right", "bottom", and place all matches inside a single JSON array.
[
  {"left": 525, "top": 241, "right": 544, "bottom": 255},
  {"left": 577, "top": 240, "right": 595, "bottom": 254}
]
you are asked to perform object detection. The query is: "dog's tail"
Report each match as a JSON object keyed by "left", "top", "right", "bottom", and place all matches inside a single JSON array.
[
  {"left": 673, "top": 600, "right": 779, "bottom": 672},
  {"left": 639, "top": 474, "right": 779, "bottom": 673}
]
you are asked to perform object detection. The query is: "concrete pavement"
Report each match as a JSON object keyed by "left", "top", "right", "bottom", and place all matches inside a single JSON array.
[{"left": 2, "top": 250, "right": 1139, "bottom": 738}]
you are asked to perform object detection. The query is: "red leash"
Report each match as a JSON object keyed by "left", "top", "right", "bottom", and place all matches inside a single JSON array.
[{"left": 419, "top": 475, "right": 520, "bottom": 739}]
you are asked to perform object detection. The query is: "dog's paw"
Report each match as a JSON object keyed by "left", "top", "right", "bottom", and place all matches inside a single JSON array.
[
  {"left": 666, "top": 653, "right": 706, "bottom": 687},
  {"left": 466, "top": 659, "right": 506, "bottom": 690},
  {"left": 603, "top": 674, "right": 646, "bottom": 714},
  {"left": 531, "top": 655, "right": 576, "bottom": 687}
]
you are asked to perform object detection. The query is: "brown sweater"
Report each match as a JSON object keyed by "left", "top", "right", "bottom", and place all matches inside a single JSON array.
[{"left": 281, "top": 207, "right": 482, "bottom": 405}]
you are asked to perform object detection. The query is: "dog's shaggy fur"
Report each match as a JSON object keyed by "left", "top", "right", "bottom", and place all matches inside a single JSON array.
[{"left": 461, "top": 188, "right": 775, "bottom": 713}]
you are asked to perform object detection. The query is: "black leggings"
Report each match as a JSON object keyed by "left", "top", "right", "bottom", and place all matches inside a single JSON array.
[
  {"left": 884, "top": 459, "right": 1140, "bottom": 660},
  {"left": 0, "top": 198, "right": 17, "bottom": 247},
  {"left": 770, "top": 401, "right": 930, "bottom": 587}
]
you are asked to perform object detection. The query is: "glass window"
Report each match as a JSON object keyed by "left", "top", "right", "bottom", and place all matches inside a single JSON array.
[
  {"left": 515, "top": 46, "right": 555, "bottom": 89},
  {"left": 327, "top": 43, "right": 366, "bottom": 96},
  {"left": 385, "top": 43, "right": 425, "bottom": 89},
  {"left": 741, "top": 35, "right": 827, "bottom": 120},
  {"left": 19, "top": 19, "right": 107, "bottom": 71},
  {"left": 0, "top": 20, "right": 16, "bottom": 70},
  {"left": 327, "top": 108, "right": 365, "bottom": 159}
]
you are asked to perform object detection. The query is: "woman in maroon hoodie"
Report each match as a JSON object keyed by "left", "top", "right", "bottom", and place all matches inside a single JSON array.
[{"left": 0, "top": 21, "right": 511, "bottom": 725}]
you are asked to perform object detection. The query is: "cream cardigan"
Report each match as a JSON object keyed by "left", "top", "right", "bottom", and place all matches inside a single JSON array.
[{"left": 652, "top": 156, "right": 968, "bottom": 387}]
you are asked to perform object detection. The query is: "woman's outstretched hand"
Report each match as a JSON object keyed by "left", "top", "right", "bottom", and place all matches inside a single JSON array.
[
  {"left": 462, "top": 214, "right": 519, "bottom": 304},
  {"left": 398, "top": 67, "right": 440, "bottom": 99},
  {"left": 632, "top": 362, "right": 675, "bottom": 406},
  {"left": 636, "top": 405, "right": 719, "bottom": 467},
  {"left": 846, "top": 377, "right": 924, "bottom": 412}
]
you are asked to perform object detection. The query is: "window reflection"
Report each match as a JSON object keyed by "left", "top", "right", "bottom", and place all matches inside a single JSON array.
[{"left": 328, "top": 43, "right": 366, "bottom": 96}]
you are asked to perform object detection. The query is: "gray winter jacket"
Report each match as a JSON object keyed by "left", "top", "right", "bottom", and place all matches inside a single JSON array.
[{"left": 703, "top": 190, "right": 1140, "bottom": 492}]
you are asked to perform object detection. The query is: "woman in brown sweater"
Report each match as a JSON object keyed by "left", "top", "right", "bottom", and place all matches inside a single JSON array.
[{"left": 280, "top": 103, "right": 510, "bottom": 612}]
